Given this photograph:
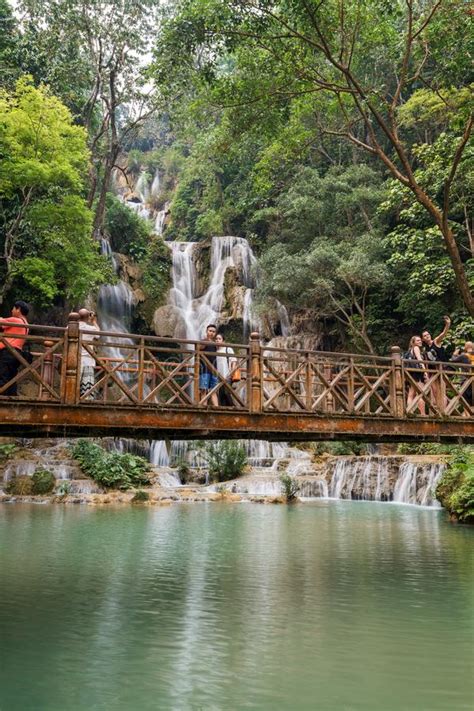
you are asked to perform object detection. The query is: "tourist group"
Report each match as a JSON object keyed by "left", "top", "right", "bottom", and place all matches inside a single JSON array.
[{"left": 0, "top": 303, "right": 472, "bottom": 412}]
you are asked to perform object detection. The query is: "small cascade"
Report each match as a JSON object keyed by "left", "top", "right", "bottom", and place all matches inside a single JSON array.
[
  {"left": 155, "top": 206, "right": 168, "bottom": 236},
  {"left": 243, "top": 440, "right": 288, "bottom": 467},
  {"left": 328, "top": 457, "right": 444, "bottom": 507},
  {"left": 243, "top": 289, "right": 262, "bottom": 339},
  {"left": 97, "top": 239, "right": 136, "bottom": 370},
  {"left": 329, "top": 457, "right": 391, "bottom": 501},
  {"left": 276, "top": 301, "right": 291, "bottom": 336},
  {"left": 135, "top": 172, "right": 150, "bottom": 203},
  {"left": 209, "top": 476, "right": 283, "bottom": 497},
  {"left": 167, "top": 235, "right": 290, "bottom": 340},
  {"left": 150, "top": 170, "right": 160, "bottom": 198},
  {"left": 393, "top": 462, "right": 443, "bottom": 507},
  {"left": 298, "top": 478, "right": 329, "bottom": 499},
  {"left": 154, "top": 471, "right": 182, "bottom": 488}
]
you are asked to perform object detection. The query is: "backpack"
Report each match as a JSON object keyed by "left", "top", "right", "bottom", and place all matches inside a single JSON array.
[{"left": 403, "top": 350, "right": 422, "bottom": 369}]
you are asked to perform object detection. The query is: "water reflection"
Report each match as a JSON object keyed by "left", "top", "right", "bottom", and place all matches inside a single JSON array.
[{"left": 0, "top": 502, "right": 472, "bottom": 710}]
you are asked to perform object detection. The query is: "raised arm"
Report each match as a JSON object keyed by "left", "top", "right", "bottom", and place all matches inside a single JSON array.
[{"left": 434, "top": 316, "right": 451, "bottom": 346}]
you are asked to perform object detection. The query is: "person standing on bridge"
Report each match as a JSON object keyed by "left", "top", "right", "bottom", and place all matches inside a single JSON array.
[
  {"left": 406, "top": 335, "right": 427, "bottom": 416},
  {"left": 199, "top": 324, "right": 219, "bottom": 407},
  {"left": 0, "top": 300, "right": 29, "bottom": 396},
  {"left": 215, "top": 332, "right": 237, "bottom": 406},
  {"left": 422, "top": 315, "right": 451, "bottom": 411},
  {"left": 78, "top": 309, "right": 100, "bottom": 400}
]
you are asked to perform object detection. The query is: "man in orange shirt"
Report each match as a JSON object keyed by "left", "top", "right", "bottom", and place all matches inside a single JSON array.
[{"left": 0, "top": 301, "right": 30, "bottom": 396}]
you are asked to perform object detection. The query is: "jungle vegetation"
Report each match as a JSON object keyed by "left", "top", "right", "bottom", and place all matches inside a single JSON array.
[{"left": 0, "top": 0, "right": 472, "bottom": 351}]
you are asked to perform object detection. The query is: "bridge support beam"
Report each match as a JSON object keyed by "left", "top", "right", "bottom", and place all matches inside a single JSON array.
[
  {"left": 62, "top": 313, "right": 80, "bottom": 405},
  {"left": 391, "top": 346, "right": 405, "bottom": 418}
]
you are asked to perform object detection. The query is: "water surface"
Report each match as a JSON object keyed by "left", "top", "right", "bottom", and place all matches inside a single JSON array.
[{"left": 0, "top": 502, "right": 472, "bottom": 710}]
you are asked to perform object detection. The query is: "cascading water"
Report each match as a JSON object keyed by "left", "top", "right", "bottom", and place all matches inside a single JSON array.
[
  {"left": 327, "top": 457, "right": 444, "bottom": 507},
  {"left": 97, "top": 238, "right": 136, "bottom": 377},
  {"left": 167, "top": 236, "right": 262, "bottom": 341}
]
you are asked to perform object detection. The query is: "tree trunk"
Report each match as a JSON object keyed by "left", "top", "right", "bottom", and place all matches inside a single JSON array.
[{"left": 92, "top": 146, "right": 119, "bottom": 239}]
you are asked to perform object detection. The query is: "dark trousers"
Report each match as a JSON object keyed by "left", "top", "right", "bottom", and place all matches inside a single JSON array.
[{"left": 0, "top": 349, "right": 20, "bottom": 395}]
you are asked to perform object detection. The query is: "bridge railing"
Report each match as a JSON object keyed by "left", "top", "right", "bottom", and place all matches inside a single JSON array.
[{"left": 0, "top": 316, "right": 472, "bottom": 420}]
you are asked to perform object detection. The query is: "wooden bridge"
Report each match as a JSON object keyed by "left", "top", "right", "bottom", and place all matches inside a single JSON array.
[{"left": 0, "top": 314, "right": 472, "bottom": 442}]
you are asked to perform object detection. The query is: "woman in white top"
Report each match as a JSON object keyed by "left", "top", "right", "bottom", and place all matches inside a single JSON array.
[
  {"left": 78, "top": 309, "right": 100, "bottom": 400},
  {"left": 215, "top": 333, "right": 237, "bottom": 406}
]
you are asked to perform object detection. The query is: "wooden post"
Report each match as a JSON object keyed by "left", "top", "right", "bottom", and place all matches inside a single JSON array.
[
  {"left": 249, "top": 331, "right": 262, "bottom": 413},
  {"left": 391, "top": 346, "right": 404, "bottom": 418},
  {"left": 61, "top": 313, "right": 80, "bottom": 405},
  {"left": 347, "top": 357, "right": 355, "bottom": 414},
  {"left": 437, "top": 362, "right": 446, "bottom": 416},
  {"left": 324, "top": 361, "right": 334, "bottom": 413},
  {"left": 41, "top": 340, "right": 55, "bottom": 401},
  {"left": 137, "top": 337, "right": 145, "bottom": 403},
  {"left": 305, "top": 352, "right": 312, "bottom": 412}
]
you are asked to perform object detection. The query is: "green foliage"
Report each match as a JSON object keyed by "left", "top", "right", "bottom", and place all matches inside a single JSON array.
[
  {"left": 31, "top": 469, "right": 56, "bottom": 494},
  {"left": 0, "top": 77, "right": 110, "bottom": 305},
  {"left": 141, "top": 236, "right": 172, "bottom": 308},
  {"left": 131, "top": 489, "right": 150, "bottom": 503},
  {"left": 204, "top": 441, "right": 247, "bottom": 482},
  {"left": 310, "top": 441, "right": 368, "bottom": 457},
  {"left": 105, "top": 193, "right": 150, "bottom": 260},
  {"left": 71, "top": 440, "right": 151, "bottom": 491},
  {"left": 435, "top": 448, "right": 474, "bottom": 524},
  {"left": 280, "top": 474, "right": 299, "bottom": 502},
  {"left": 5, "top": 475, "right": 33, "bottom": 495},
  {"left": 56, "top": 481, "right": 71, "bottom": 496},
  {"left": 0, "top": 443, "right": 17, "bottom": 460},
  {"left": 397, "top": 443, "right": 456, "bottom": 455},
  {"left": 176, "top": 460, "right": 191, "bottom": 483}
]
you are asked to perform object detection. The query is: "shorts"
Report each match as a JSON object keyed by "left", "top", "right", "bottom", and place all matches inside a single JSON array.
[{"left": 199, "top": 372, "right": 218, "bottom": 390}]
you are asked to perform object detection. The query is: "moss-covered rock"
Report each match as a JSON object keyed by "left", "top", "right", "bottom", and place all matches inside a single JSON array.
[
  {"left": 5, "top": 476, "right": 34, "bottom": 495},
  {"left": 435, "top": 448, "right": 474, "bottom": 524},
  {"left": 31, "top": 469, "right": 56, "bottom": 495}
]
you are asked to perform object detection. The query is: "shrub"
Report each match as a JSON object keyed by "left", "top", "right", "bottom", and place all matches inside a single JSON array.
[
  {"left": 280, "top": 474, "right": 300, "bottom": 502},
  {"left": 31, "top": 469, "right": 56, "bottom": 494},
  {"left": 71, "top": 440, "right": 151, "bottom": 490},
  {"left": 435, "top": 448, "right": 474, "bottom": 524},
  {"left": 5, "top": 476, "right": 33, "bottom": 495},
  {"left": 0, "top": 443, "right": 17, "bottom": 461},
  {"left": 176, "top": 460, "right": 191, "bottom": 484},
  {"left": 204, "top": 441, "right": 247, "bottom": 482},
  {"left": 310, "top": 441, "right": 367, "bottom": 456},
  {"left": 56, "top": 481, "right": 71, "bottom": 496},
  {"left": 131, "top": 490, "right": 150, "bottom": 503},
  {"left": 104, "top": 193, "right": 150, "bottom": 259}
]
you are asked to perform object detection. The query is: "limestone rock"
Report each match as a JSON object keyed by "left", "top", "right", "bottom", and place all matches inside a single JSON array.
[{"left": 152, "top": 304, "right": 187, "bottom": 338}]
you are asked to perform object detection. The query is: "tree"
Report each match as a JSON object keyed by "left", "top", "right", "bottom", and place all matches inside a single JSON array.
[
  {"left": 154, "top": 0, "right": 474, "bottom": 315},
  {"left": 256, "top": 165, "right": 389, "bottom": 352},
  {"left": 0, "top": 77, "right": 108, "bottom": 306},
  {"left": 18, "top": 0, "right": 160, "bottom": 236}
]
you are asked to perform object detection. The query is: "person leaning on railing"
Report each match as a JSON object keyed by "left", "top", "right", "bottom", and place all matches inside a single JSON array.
[
  {"left": 0, "top": 300, "right": 30, "bottom": 397},
  {"left": 77, "top": 308, "right": 100, "bottom": 400},
  {"left": 405, "top": 335, "right": 427, "bottom": 416}
]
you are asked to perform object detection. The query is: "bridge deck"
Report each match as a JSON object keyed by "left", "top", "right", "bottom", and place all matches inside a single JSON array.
[{"left": 0, "top": 316, "right": 472, "bottom": 442}]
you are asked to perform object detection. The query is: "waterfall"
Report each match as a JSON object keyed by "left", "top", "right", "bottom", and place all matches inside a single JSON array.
[
  {"left": 135, "top": 172, "right": 150, "bottom": 203},
  {"left": 276, "top": 301, "right": 291, "bottom": 336},
  {"left": 97, "top": 239, "right": 136, "bottom": 378},
  {"left": 167, "top": 236, "right": 267, "bottom": 341},
  {"left": 155, "top": 206, "right": 168, "bottom": 236},
  {"left": 328, "top": 457, "right": 444, "bottom": 507},
  {"left": 151, "top": 170, "right": 160, "bottom": 198},
  {"left": 243, "top": 288, "right": 262, "bottom": 339},
  {"left": 393, "top": 462, "right": 443, "bottom": 507}
]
